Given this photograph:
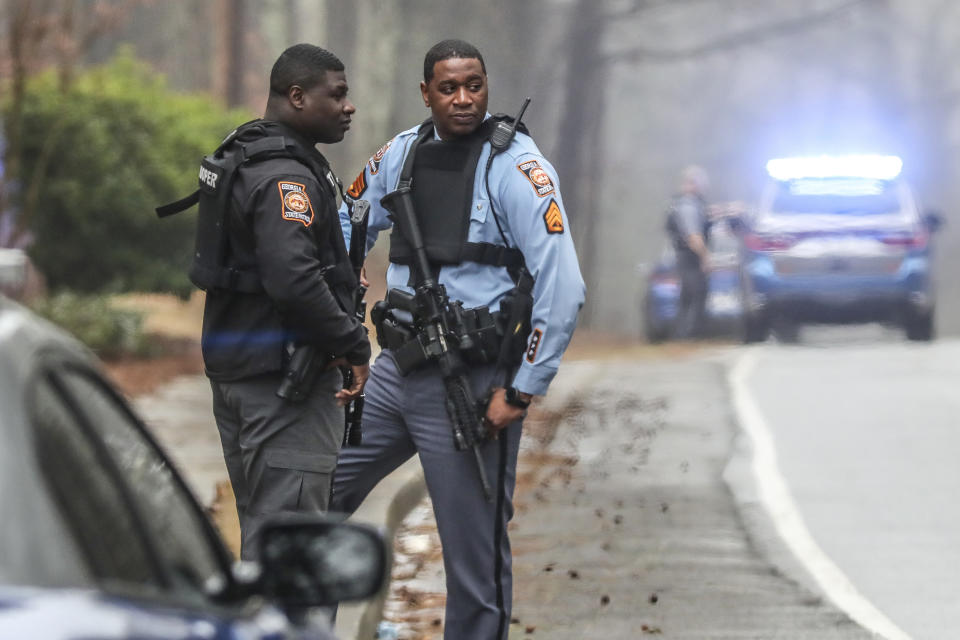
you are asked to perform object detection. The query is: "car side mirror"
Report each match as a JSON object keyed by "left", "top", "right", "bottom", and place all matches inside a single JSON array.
[
  {"left": 924, "top": 210, "right": 944, "bottom": 233},
  {"left": 257, "top": 516, "right": 389, "bottom": 608}
]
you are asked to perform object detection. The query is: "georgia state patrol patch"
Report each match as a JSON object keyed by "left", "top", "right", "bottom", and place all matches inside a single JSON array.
[
  {"left": 368, "top": 140, "right": 392, "bottom": 175},
  {"left": 346, "top": 169, "right": 367, "bottom": 199},
  {"left": 517, "top": 159, "right": 555, "bottom": 197},
  {"left": 277, "top": 181, "right": 314, "bottom": 227},
  {"left": 543, "top": 199, "right": 564, "bottom": 234}
]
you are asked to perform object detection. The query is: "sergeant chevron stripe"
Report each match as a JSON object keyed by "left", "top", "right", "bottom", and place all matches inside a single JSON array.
[{"left": 543, "top": 199, "right": 564, "bottom": 234}]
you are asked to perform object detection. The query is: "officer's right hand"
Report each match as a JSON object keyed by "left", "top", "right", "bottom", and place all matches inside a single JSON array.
[
  {"left": 700, "top": 254, "right": 711, "bottom": 273},
  {"left": 335, "top": 362, "right": 370, "bottom": 406}
]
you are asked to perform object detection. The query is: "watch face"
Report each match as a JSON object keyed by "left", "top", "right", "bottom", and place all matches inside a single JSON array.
[{"left": 506, "top": 387, "right": 528, "bottom": 408}]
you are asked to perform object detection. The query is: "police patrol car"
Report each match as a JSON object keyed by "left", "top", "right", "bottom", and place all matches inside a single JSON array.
[{"left": 739, "top": 155, "right": 941, "bottom": 342}]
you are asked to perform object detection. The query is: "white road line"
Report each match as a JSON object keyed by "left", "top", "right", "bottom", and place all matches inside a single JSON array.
[{"left": 730, "top": 350, "right": 912, "bottom": 640}]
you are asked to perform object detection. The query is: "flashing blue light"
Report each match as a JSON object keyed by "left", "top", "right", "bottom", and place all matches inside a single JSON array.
[
  {"left": 789, "top": 178, "right": 885, "bottom": 196},
  {"left": 766, "top": 155, "right": 902, "bottom": 181}
]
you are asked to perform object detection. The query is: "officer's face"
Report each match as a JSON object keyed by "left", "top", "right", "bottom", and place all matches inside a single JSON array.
[
  {"left": 296, "top": 70, "right": 356, "bottom": 144},
  {"left": 420, "top": 57, "right": 488, "bottom": 140}
]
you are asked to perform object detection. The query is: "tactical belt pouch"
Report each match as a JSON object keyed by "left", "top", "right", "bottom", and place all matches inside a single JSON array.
[
  {"left": 372, "top": 289, "right": 506, "bottom": 375},
  {"left": 495, "top": 286, "right": 534, "bottom": 370},
  {"left": 460, "top": 306, "right": 501, "bottom": 365},
  {"left": 371, "top": 299, "right": 424, "bottom": 375}
]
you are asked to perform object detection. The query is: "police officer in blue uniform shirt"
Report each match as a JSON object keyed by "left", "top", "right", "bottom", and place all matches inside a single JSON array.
[
  {"left": 331, "top": 40, "right": 584, "bottom": 640},
  {"left": 667, "top": 165, "right": 711, "bottom": 339}
]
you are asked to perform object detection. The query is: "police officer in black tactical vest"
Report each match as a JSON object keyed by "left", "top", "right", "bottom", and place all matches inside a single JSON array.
[
  {"left": 330, "top": 40, "right": 585, "bottom": 640},
  {"left": 162, "top": 44, "right": 370, "bottom": 560}
]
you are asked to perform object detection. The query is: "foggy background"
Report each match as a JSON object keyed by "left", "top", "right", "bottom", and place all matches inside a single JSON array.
[{"left": 4, "top": 0, "right": 960, "bottom": 336}]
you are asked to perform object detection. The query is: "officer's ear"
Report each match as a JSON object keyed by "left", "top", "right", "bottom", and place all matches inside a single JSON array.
[
  {"left": 288, "top": 84, "right": 306, "bottom": 110},
  {"left": 420, "top": 81, "right": 430, "bottom": 108}
]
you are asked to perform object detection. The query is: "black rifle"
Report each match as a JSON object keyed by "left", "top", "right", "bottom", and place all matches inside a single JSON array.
[
  {"left": 341, "top": 199, "right": 370, "bottom": 447},
  {"left": 380, "top": 185, "right": 494, "bottom": 501}
]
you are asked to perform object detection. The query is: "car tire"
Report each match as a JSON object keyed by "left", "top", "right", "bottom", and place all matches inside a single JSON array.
[
  {"left": 905, "top": 310, "right": 934, "bottom": 342},
  {"left": 645, "top": 322, "right": 670, "bottom": 344},
  {"left": 773, "top": 319, "right": 801, "bottom": 344},
  {"left": 742, "top": 313, "right": 769, "bottom": 344}
]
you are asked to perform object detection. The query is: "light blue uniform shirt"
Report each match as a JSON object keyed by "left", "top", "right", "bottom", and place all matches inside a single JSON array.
[{"left": 340, "top": 117, "right": 585, "bottom": 396}]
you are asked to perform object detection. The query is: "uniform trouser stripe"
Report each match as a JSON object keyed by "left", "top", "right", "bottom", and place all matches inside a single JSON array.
[{"left": 494, "top": 432, "right": 509, "bottom": 639}]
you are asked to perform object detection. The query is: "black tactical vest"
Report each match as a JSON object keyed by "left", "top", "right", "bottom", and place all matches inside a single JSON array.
[
  {"left": 666, "top": 194, "right": 711, "bottom": 255},
  {"left": 387, "top": 118, "right": 526, "bottom": 275},
  {"left": 157, "top": 120, "right": 357, "bottom": 312}
]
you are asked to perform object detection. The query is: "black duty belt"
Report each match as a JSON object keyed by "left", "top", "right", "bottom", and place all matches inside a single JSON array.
[{"left": 371, "top": 299, "right": 504, "bottom": 376}]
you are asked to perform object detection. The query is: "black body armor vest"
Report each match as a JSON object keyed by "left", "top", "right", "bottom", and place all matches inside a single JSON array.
[
  {"left": 666, "top": 194, "right": 711, "bottom": 256},
  {"left": 387, "top": 118, "right": 527, "bottom": 275},
  {"left": 157, "top": 121, "right": 357, "bottom": 312}
]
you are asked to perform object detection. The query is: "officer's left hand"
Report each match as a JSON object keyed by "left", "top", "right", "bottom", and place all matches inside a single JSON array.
[
  {"left": 334, "top": 362, "right": 370, "bottom": 406},
  {"left": 484, "top": 388, "right": 530, "bottom": 436}
]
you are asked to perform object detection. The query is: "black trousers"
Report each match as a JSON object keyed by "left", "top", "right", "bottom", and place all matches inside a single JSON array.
[
  {"left": 675, "top": 252, "right": 707, "bottom": 339},
  {"left": 210, "top": 368, "right": 344, "bottom": 559}
]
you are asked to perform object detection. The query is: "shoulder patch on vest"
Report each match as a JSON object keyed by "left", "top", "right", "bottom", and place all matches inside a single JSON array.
[
  {"left": 543, "top": 199, "right": 564, "bottom": 234},
  {"left": 526, "top": 328, "right": 543, "bottom": 363},
  {"left": 517, "top": 159, "right": 555, "bottom": 197},
  {"left": 346, "top": 169, "right": 367, "bottom": 199},
  {"left": 368, "top": 140, "right": 392, "bottom": 175},
  {"left": 278, "top": 181, "right": 315, "bottom": 227}
]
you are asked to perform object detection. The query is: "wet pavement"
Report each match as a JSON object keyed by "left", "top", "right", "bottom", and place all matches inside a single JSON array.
[
  {"left": 133, "top": 374, "right": 225, "bottom": 507},
  {"left": 132, "top": 354, "right": 879, "bottom": 639},
  {"left": 379, "top": 357, "right": 876, "bottom": 639}
]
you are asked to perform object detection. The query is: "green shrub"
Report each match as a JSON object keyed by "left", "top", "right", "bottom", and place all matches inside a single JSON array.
[
  {"left": 30, "top": 292, "right": 148, "bottom": 359},
  {"left": 7, "top": 50, "right": 252, "bottom": 296}
]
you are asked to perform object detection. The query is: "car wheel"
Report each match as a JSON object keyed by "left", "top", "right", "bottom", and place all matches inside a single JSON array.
[
  {"left": 773, "top": 319, "right": 801, "bottom": 344},
  {"left": 645, "top": 322, "right": 669, "bottom": 344},
  {"left": 905, "top": 310, "right": 934, "bottom": 342},
  {"left": 742, "top": 313, "right": 769, "bottom": 344}
]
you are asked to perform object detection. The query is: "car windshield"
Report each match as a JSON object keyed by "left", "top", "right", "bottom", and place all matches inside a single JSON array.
[{"left": 771, "top": 178, "right": 902, "bottom": 215}]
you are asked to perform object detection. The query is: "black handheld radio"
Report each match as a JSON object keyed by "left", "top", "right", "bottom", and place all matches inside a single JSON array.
[{"left": 490, "top": 97, "right": 531, "bottom": 152}]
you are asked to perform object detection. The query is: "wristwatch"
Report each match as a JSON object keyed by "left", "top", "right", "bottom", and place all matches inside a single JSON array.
[{"left": 504, "top": 386, "right": 531, "bottom": 409}]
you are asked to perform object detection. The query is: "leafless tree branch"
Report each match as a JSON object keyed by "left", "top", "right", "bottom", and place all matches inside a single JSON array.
[
  {"left": 605, "top": 0, "right": 875, "bottom": 63},
  {"left": 604, "top": 0, "right": 724, "bottom": 22}
]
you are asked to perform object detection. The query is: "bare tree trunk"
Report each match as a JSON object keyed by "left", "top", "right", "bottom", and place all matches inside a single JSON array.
[
  {"left": 4, "top": 0, "right": 40, "bottom": 247},
  {"left": 285, "top": 0, "right": 301, "bottom": 44},
  {"left": 324, "top": 0, "right": 357, "bottom": 67},
  {"left": 225, "top": 0, "right": 246, "bottom": 107},
  {"left": 552, "top": 0, "right": 606, "bottom": 325},
  {"left": 320, "top": 0, "right": 359, "bottom": 171}
]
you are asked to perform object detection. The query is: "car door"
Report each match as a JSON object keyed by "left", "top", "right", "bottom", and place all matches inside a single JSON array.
[{"left": 28, "top": 354, "right": 326, "bottom": 639}]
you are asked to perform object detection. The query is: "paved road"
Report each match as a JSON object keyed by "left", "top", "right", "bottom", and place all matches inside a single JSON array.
[
  {"left": 133, "top": 334, "right": 956, "bottom": 639},
  {"left": 738, "top": 329, "right": 960, "bottom": 640},
  {"left": 382, "top": 356, "right": 876, "bottom": 638}
]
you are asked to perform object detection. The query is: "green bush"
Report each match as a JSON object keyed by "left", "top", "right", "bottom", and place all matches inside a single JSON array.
[
  {"left": 7, "top": 51, "right": 251, "bottom": 296},
  {"left": 31, "top": 292, "right": 148, "bottom": 359}
]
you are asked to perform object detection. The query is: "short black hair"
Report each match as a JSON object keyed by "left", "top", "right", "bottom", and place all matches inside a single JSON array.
[
  {"left": 423, "top": 39, "right": 486, "bottom": 83},
  {"left": 270, "top": 43, "right": 344, "bottom": 95}
]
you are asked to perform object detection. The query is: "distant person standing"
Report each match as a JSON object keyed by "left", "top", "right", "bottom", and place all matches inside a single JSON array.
[{"left": 667, "top": 165, "right": 711, "bottom": 339}]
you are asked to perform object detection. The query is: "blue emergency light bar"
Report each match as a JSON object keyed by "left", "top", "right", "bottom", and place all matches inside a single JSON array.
[{"left": 766, "top": 155, "right": 902, "bottom": 181}]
